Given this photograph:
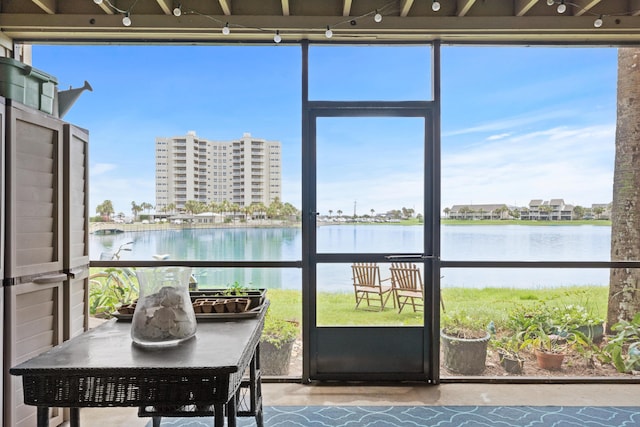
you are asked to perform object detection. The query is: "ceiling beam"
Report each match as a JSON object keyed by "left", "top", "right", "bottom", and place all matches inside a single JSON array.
[
  {"left": 282, "top": 0, "right": 289, "bottom": 16},
  {"left": 572, "top": 0, "right": 602, "bottom": 17},
  {"left": 4, "top": 14, "right": 640, "bottom": 44},
  {"left": 155, "top": 0, "right": 172, "bottom": 15},
  {"left": 515, "top": 0, "right": 539, "bottom": 17},
  {"left": 399, "top": 0, "right": 414, "bottom": 17},
  {"left": 31, "top": 0, "right": 56, "bottom": 14},
  {"left": 218, "top": 0, "right": 231, "bottom": 16},
  {"left": 457, "top": 0, "right": 476, "bottom": 17},
  {"left": 343, "top": 0, "right": 352, "bottom": 17}
]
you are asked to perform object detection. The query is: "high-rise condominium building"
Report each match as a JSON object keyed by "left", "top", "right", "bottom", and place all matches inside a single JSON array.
[{"left": 155, "top": 131, "right": 282, "bottom": 212}]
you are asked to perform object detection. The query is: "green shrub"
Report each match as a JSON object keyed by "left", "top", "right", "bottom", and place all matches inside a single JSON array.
[
  {"left": 603, "top": 312, "right": 640, "bottom": 373},
  {"left": 262, "top": 310, "right": 299, "bottom": 349}
]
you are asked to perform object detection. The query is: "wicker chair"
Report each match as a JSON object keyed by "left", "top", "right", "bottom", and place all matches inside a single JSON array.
[
  {"left": 389, "top": 263, "right": 424, "bottom": 314},
  {"left": 351, "top": 263, "right": 395, "bottom": 311}
]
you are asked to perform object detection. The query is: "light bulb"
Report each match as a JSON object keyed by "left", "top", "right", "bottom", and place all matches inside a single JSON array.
[
  {"left": 594, "top": 16, "right": 603, "bottom": 28},
  {"left": 374, "top": 11, "right": 382, "bottom": 23},
  {"left": 546, "top": 0, "right": 555, "bottom": 6},
  {"left": 222, "top": 23, "right": 230, "bottom": 35},
  {"left": 557, "top": 2, "right": 566, "bottom": 13},
  {"left": 325, "top": 26, "right": 333, "bottom": 39},
  {"left": 122, "top": 13, "right": 131, "bottom": 26},
  {"left": 274, "top": 30, "right": 281, "bottom": 43},
  {"left": 432, "top": 1, "right": 441, "bottom": 12},
  {"left": 173, "top": 5, "right": 182, "bottom": 17},
  {"left": 93, "top": 0, "right": 103, "bottom": 4}
]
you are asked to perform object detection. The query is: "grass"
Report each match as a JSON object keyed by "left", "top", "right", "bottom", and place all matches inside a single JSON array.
[
  {"left": 264, "top": 285, "right": 608, "bottom": 328},
  {"left": 441, "top": 219, "right": 611, "bottom": 226}
]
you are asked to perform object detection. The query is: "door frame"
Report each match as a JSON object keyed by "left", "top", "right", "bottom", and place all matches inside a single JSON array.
[{"left": 300, "top": 42, "right": 441, "bottom": 383}]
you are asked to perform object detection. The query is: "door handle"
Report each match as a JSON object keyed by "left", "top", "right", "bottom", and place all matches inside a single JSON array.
[
  {"left": 385, "top": 254, "right": 434, "bottom": 260},
  {"left": 33, "top": 273, "right": 69, "bottom": 284}
]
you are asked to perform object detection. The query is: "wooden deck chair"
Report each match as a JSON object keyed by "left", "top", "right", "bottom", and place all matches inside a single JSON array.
[
  {"left": 351, "top": 263, "right": 395, "bottom": 311},
  {"left": 390, "top": 263, "right": 424, "bottom": 314}
]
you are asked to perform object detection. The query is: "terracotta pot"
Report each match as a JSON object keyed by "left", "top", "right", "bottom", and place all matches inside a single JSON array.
[{"left": 535, "top": 349, "right": 565, "bottom": 370}]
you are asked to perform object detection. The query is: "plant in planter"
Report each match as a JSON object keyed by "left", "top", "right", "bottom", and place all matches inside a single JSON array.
[
  {"left": 492, "top": 335, "right": 525, "bottom": 374},
  {"left": 602, "top": 312, "right": 640, "bottom": 373},
  {"left": 441, "top": 311, "right": 490, "bottom": 375},
  {"left": 521, "top": 325, "right": 572, "bottom": 371},
  {"left": 260, "top": 310, "right": 299, "bottom": 376},
  {"left": 551, "top": 304, "right": 604, "bottom": 343},
  {"left": 224, "top": 280, "right": 250, "bottom": 296}
]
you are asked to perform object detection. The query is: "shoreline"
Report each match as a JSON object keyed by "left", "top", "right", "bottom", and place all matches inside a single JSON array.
[
  {"left": 90, "top": 218, "right": 611, "bottom": 234},
  {"left": 90, "top": 220, "right": 301, "bottom": 234}
]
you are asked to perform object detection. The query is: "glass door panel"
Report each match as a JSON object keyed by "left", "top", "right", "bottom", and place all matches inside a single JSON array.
[
  {"left": 309, "top": 111, "right": 435, "bottom": 381},
  {"left": 316, "top": 117, "right": 425, "bottom": 254}
]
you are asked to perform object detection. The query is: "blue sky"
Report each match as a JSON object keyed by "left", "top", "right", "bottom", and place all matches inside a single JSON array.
[{"left": 32, "top": 44, "right": 617, "bottom": 217}]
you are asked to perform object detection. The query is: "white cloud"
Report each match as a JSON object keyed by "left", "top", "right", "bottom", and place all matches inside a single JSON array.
[
  {"left": 92, "top": 163, "right": 117, "bottom": 175},
  {"left": 486, "top": 133, "right": 511, "bottom": 141},
  {"left": 442, "top": 109, "right": 574, "bottom": 137},
  {"left": 442, "top": 123, "right": 615, "bottom": 209},
  {"left": 90, "top": 175, "right": 155, "bottom": 216}
]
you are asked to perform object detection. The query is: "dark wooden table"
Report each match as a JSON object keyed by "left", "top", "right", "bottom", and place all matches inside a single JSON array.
[{"left": 10, "top": 306, "right": 267, "bottom": 427}]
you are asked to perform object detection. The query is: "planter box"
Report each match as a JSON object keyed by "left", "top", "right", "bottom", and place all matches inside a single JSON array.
[
  {"left": 0, "top": 58, "right": 58, "bottom": 114},
  {"left": 190, "top": 288, "right": 267, "bottom": 311},
  {"left": 260, "top": 338, "right": 295, "bottom": 376},
  {"left": 440, "top": 329, "right": 490, "bottom": 375}
]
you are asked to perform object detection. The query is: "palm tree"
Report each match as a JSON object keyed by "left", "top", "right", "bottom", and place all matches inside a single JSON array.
[
  {"left": 443, "top": 207, "right": 451, "bottom": 218},
  {"left": 593, "top": 206, "right": 605, "bottom": 219},
  {"left": 539, "top": 205, "right": 552, "bottom": 220},
  {"left": 141, "top": 202, "right": 153, "bottom": 216},
  {"left": 328, "top": 209, "right": 333, "bottom": 218},
  {"left": 608, "top": 47, "right": 640, "bottom": 327},
  {"left": 573, "top": 205, "right": 585, "bottom": 220},
  {"left": 131, "top": 201, "right": 142, "bottom": 221},
  {"left": 337, "top": 209, "right": 343, "bottom": 218},
  {"left": 96, "top": 200, "right": 114, "bottom": 220}
]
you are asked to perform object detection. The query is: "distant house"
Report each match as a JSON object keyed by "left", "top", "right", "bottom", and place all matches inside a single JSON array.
[
  {"left": 521, "top": 198, "right": 573, "bottom": 220},
  {"left": 448, "top": 204, "right": 510, "bottom": 220},
  {"left": 447, "top": 198, "right": 612, "bottom": 221}
]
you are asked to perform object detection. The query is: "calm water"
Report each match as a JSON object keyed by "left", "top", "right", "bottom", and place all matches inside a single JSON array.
[{"left": 90, "top": 225, "right": 612, "bottom": 291}]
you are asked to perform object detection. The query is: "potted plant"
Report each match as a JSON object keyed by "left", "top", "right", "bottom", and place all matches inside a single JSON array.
[
  {"left": 260, "top": 310, "right": 299, "bottom": 376},
  {"left": 603, "top": 312, "right": 640, "bottom": 373},
  {"left": 551, "top": 304, "right": 604, "bottom": 343},
  {"left": 492, "top": 335, "right": 525, "bottom": 374},
  {"left": 441, "top": 311, "right": 490, "bottom": 375},
  {"left": 190, "top": 282, "right": 267, "bottom": 311},
  {"left": 522, "top": 325, "right": 571, "bottom": 371}
]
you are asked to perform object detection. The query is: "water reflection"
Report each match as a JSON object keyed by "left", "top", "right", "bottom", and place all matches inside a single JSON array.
[{"left": 90, "top": 225, "right": 613, "bottom": 290}]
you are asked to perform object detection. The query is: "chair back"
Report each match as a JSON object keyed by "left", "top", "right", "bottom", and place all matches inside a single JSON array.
[
  {"left": 390, "top": 263, "right": 423, "bottom": 291},
  {"left": 352, "top": 263, "right": 382, "bottom": 287}
]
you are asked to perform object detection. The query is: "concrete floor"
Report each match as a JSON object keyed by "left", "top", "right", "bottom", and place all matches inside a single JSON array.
[{"left": 71, "top": 382, "right": 640, "bottom": 426}]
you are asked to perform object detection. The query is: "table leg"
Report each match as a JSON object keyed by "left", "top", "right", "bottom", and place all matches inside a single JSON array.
[
  {"left": 37, "top": 407, "right": 49, "bottom": 427},
  {"left": 152, "top": 416, "right": 162, "bottom": 427},
  {"left": 70, "top": 408, "right": 80, "bottom": 427},
  {"left": 214, "top": 403, "right": 225, "bottom": 427},
  {"left": 227, "top": 395, "right": 237, "bottom": 427}
]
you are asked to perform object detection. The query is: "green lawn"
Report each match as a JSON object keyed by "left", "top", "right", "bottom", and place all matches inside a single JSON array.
[{"left": 265, "top": 285, "right": 608, "bottom": 328}]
